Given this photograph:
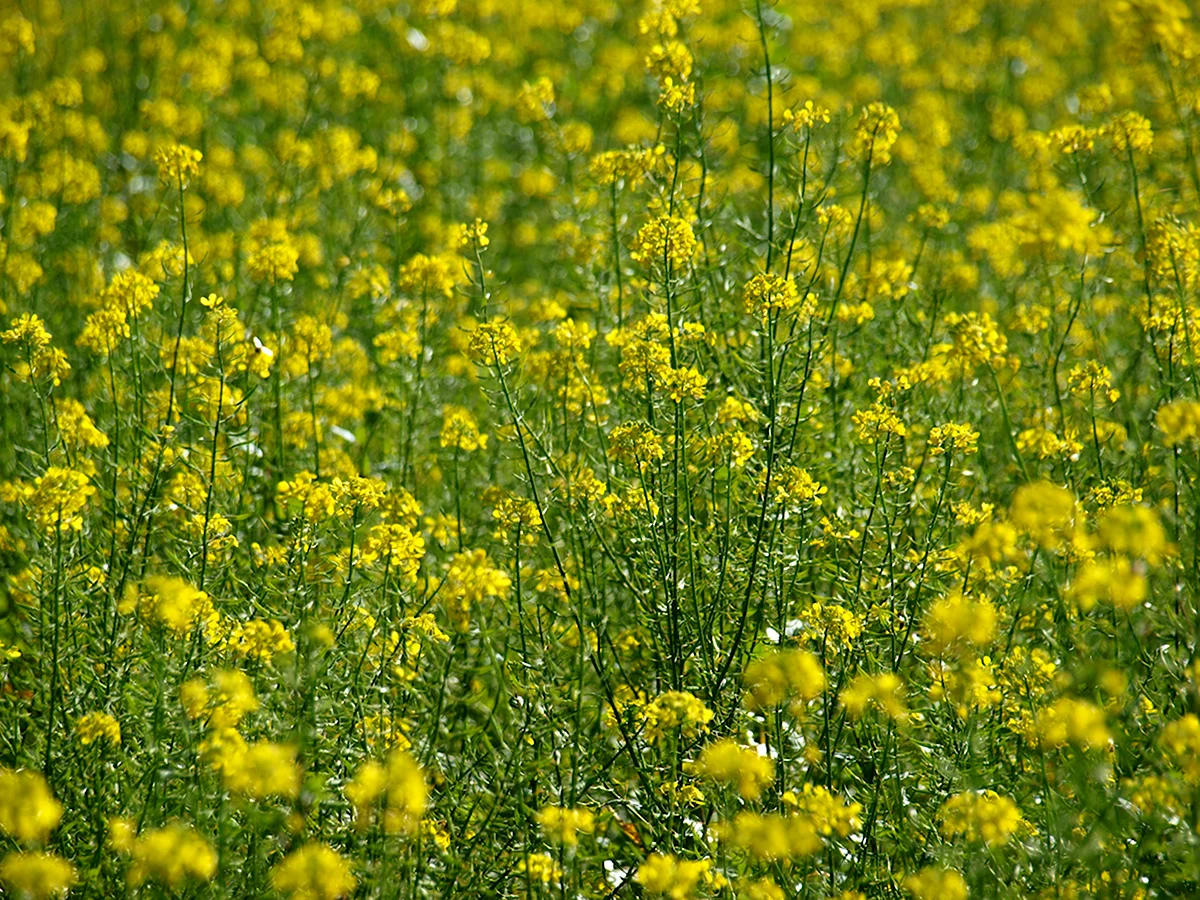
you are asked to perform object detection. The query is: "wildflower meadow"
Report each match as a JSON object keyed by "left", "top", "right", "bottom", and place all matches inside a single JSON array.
[{"left": 3, "top": 0, "right": 1200, "bottom": 897}]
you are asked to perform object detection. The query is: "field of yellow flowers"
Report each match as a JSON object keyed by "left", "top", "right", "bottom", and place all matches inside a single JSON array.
[{"left": 3, "top": 0, "right": 1200, "bottom": 897}]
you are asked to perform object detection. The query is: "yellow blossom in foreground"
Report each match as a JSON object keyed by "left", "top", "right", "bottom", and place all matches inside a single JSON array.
[
  {"left": 840, "top": 672, "right": 908, "bottom": 722},
  {"left": 635, "top": 854, "right": 712, "bottom": 899},
  {"left": 904, "top": 867, "right": 968, "bottom": 900},
  {"left": 344, "top": 749, "right": 427, "bottom": 835},
  {"left": 0, "top": 851, "right": 77, "bottom": 899},
  {"left": 689, "top": 739, "right": 775, "bottom": 800},
  {"left": 0, "top": 770, "right": 62, "bottom": 845},
  {"left": 270, "top": 843, "right": 356, "bottom": 900},
  {"left": 137, "top": 576, "right": 215, "bottom": 637},
  {"left": 1009, "top": 481, "right": 1079, "bottom": 548},
  {"left": 1069, "top": 557, "right": 1147, "bottom": 611},
  {"left": 1160, "top": 714, "right": 1200, "bottom": 783},
  {"left": 1033, "top": 698, "right": 1111, "bottom": 751},
  {"left": 719, "top": 811, "right": 811, "bottom": 860},
  {"left": 535, "top": 806, "right": 595, "bottom": 846},
  {"left": 180, "top": 668, "right": 259, "bottom": 728},
  {"left": 124, "top": 823, "right": 217, "bottom": 889},
  {"left": 939, "top": 790, "right": 1025, "bottom": 846},
  {"left": 518, "top": 853, "right": 563, "bottom": 884},
  {"left": 221, "top": 741, "right": 302, "bottom": 799},
  {"left": 743, "top": 649, "right": 826, "bottom": 710},
  {"left": 921, "top": 593, "right": 997, "bottom": 655},
  {"left": 1157, "top": 399, "right": 1200, "bottom": 445},
  {"left": 1096, "top": 504, "right": 1169, "bottom": 565}
]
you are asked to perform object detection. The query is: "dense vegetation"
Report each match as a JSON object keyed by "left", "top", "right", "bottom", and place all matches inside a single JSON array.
[{"left": 3, "top": 0, "right": 1200, "bottom": 897}]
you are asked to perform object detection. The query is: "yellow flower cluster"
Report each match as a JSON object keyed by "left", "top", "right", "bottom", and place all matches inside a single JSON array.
[
  {"left": 743, "top": 649, "right": 826, "bottom": 711},
  {"left": 688, "top": 739, "right": 775, "bottom": 800},
  {"left": 344, "top": 748, "right": 428, "bottom": 835},
  {"left": 938, "top": 789, "right": 1026, "bottom": 846}
]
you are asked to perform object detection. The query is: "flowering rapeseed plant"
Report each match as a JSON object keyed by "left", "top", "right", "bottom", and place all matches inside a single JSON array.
[{"left": 2, "top": 0, "right": 1200, "bottom": 898}]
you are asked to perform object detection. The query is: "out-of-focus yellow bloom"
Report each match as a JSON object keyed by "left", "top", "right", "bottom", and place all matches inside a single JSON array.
[{"left": 0, "top": 771, "right": 62, "bottom": 845}]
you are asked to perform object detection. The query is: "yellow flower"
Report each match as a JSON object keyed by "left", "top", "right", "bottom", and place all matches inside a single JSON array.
[
  {"left": 588, "top": 145, "right": 668, "bottom": 187},
  {"left": 852, "top": 401, "right": 907, "bottom": 443},
  {"left": 124, "top": 822, "right": 217, "bottom": 889},
  {"left": 518, "top": 853, "right": 563, "bottom": 884},
  {"left": 608, "top": 421, "right": 666, "bottom": 468},
  {"left": 440, "top": 405, "right": 489, "bottom": 452},
  {"left": 516, "top": 77, "right": 555, "bottom": 123},
  {"left": 903, "top": 867, "right": 967, "bottom": 900},
  {"left": 785, "top": 784, "right": 862, "bottom": 838},
  {"left": 1160, "top": 714, "right": 1200, "bottom": 783},
  {"left": 643, "top": 691, "right": 714, "bottom": 742},
  {"left": 661, "top": 365, "right": 708, "bottom": 403},
  {"left": 221, "top": 741, "right": 302, "bottom": 800},
  {"left": 137, "top": 576, "right": 215, "bottom": 638},
  {"left": 766, "top": 466, "right": 827, "bottom": 508},
  {"left": 224, "top": 618, "right": 296, "bottom": 662},
  {"left": 1156, "top": 399, "right": 1200, "bottom": 445},
  {"left": 345, "top": 748, "right": 427, "bottom": 835},
  {"left": 928, "top": 422, "right": 980, "bottom": 456},
  {"left": 717, "top": 791, "right": 860, "bottom": 863},
  {"left": 635, "top": 854, "right": 712, "bottom": 900},
  {"left": 270, "top": 843, "right": 356, "bottom": 900},
  {"left": 153, "top": 142, "right": 203, "bottom": 185},
  {"left": 741, "top": 273, "right": 801, "bottom": 316},
  {"left": 799, "top": 602, "right": 863, "bottom": 653},
  {"left": 1107, "top": 111, "right": 1154, "bottom": 155},
  {"left": 1096, "top": 504, "right": 1169, "bottom": 565},
  {"left": 363, "top": 524, "right": 426, "bottom": 577},
  {"left": 247, "top": 240, "right": 300, "bottom": 283},
  {"left": 0, "top": 851, "right": 77, "bottom": 899},
  {"left": 74, "top": 711, "right": 121, "bottom": 746},
  {"left": 180, "top": 669, "right": 259, "bottom": 728},
  {"left": 743, "top": 649, "right": 826, "bottom": 710},
  {"left": 1, "top": 313, "right": 52, "bottom": 348},
  {"left": 1033, "top": 697, "right": 1111, "bottom": 751},
  {"left": 852, "top": 102, "right": 901, "bottom": 164},
  {"left": 630, "top": 215, "right": 696, "bottom": 269},
  {"left": 0, "top": 770, "right": 62, "bottom": 845},
  {"left": 1069, "top": 557, "right": 1147, "bottom": 611},
  {"left": 939, "top": 790, "right": 1025, "bottom": 846},
  {"left": 468, "top": 321, "right": 521, "bottom": 366},
  {"left": 440, "top": 549, "right": 511, "bottom": 631},
  {"left": 921, "top": 593, "right": 997, "bottom": 655},
  {"left": 535, "top": 806, "right": 595, "bottom": 846},
  {"left": 645, "top": 40, "right": 693, "bottom": 81},
  {"left": 457, "top": 218, "right": 489, "bottom": 250},
  {"left": 689, "top": 739, "right": 775, "bottom": 800},
  {"left": 840, "top": 672, "right": 908, "bottom": 722},
  {"left": 783, "top": 100, "right": 832, "bottom": 131},
  {"left": 23, "top": 467, "right": 96, "bottom": 533},
  {"left": 398, "top": 253, "right": 459, "bottom": 298},
  {"left": 1009, "top": 481, "right": 1078, "bottom": 548}
]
